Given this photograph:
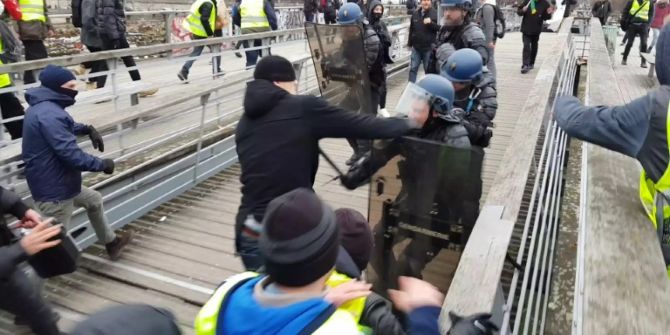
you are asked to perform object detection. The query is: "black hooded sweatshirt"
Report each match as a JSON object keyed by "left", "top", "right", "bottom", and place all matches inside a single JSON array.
[{"left": 235, "top": 80, "right": 413, "bottom": 230}]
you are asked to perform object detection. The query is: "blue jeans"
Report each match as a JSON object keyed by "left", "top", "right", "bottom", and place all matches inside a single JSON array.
[
  {"left": 409, "top": 48, "right": 432, "bottom": 83},
  {"left": 237, "top": 232, "right": 264, "bottom": 271},
  {"left": 243, "top": 39, "right": 263, "bottom": 68}
]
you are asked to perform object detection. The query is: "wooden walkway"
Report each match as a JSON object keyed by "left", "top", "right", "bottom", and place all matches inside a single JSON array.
[{"left": 0, "top": 31, "right": 561, "bottom": 334}]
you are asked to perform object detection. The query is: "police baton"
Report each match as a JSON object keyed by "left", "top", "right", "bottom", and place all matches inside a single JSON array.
[{"left": 318, "top": 146, "right": 345, "bottom": 186}]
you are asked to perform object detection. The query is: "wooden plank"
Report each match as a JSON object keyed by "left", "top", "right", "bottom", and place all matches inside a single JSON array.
[
  {"left": 439, "top": 206, "right": 512, "bottom": 330},
  {"left": 577, "top": 19, "right": 670, "bottom": 334}
]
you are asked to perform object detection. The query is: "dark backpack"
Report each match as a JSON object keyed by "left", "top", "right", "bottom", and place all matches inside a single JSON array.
[
  {"left": 0, "top": 21, "right": 22, "bottom": 63},
  {"left": 476, "top": 3, "right": 506, "bottom": 39}
]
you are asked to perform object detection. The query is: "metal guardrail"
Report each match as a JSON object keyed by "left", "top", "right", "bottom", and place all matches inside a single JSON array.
[
  {"left": 439, "top": 17, "right": 576, "bottom": 332},
  {"left": 501, "top": 24, "right": 577, "bottom": 335}
]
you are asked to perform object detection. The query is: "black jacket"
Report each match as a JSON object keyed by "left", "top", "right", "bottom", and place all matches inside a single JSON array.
[
  {"left": 235, "top": 80, "right": 413, "bottom": 229},
  {"left": 95, "top": 0, "right": 126, "bottom": 41},
  {"left": 0, "top": 187, "right": 30, "bottom": 279},
  {"left": 197, "top": 0, "right": 218, "bottom": 37},
  {"left": 408, "top": 7, "right": 439, "bottom": 52},
  {"left": 436, "top": 22, "right": 489, "bottom": 66},
  {"left": 517, "top": 0, "right": 553, "bottom": 35}
]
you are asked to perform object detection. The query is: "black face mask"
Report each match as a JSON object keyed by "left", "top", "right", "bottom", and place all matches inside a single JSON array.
[{"left": 57, "top": 87, "right": 79, "bottom": 99}]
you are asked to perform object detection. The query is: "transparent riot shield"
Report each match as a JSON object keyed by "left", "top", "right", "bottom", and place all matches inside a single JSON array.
[
  {"left": 304, "top": 22, "right": 372, "bottom": 115},
  {"left": 367, "top": 136, "right": 485, "bottom": 294}
]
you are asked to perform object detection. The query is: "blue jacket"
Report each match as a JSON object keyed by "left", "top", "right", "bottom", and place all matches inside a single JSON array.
[
  {"left": 22, "top": 87, "right": 105, "bottom": 202},
  {"left": 220, "top": 276, "right": 336, "bottom": 334}
]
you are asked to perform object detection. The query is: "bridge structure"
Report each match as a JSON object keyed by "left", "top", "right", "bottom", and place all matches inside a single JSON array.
[{"left": 1, "top": 5, "right": 669, "bottom": 335}]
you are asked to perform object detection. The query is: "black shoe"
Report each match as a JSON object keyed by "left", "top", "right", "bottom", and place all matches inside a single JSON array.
[
  {"left": 641, "top": 61, "right": 648, "bottom": 68},
  {"left": 15, "top": 311, "right": 60, "bottom": 326},
  {"left": 346, "top": 153, "right": 361, "bottom": 166},
  {"left": 529, "top": 64, "right": 535, "bottom": 70},
  {"left": 621, "top": 59, "right": 627, "bottom": 65},
  {"left": 105, "top": 231, "right": 134, "bottom": 261},
  {"left": 235, "top": 52, "right": 243, "bottom": 58},
  {"left": 521, "top": 65, "right": 529, "bottom": 74},
  {"left": 177, "top": 72, "right": 188, "bottom": 82}
]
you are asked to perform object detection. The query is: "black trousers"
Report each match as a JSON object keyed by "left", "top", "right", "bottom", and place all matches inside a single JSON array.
[
  {"left": 0, "top": 270, "right": 59, "bottom": 335},
  {"left": 622, "top": 23, "right": 649, "bottom": 60},
  {"left": 85, "top": 45, "right": 109, "bottom": 88},
  {"left": 22, "top": 40, "right": 48, "bottom": 85},
  {"left": 0, "top": 91, "right": 24, "bottom": 139},
  {"left": 97, "top": 36, "right": 142, "bottom": 88},
  {"left": 522, "top": 33, "right": 540, "bottom": 67}
]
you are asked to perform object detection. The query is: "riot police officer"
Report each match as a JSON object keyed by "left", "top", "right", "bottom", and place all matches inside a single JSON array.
[
  {"left": 441, "top": 48, "right": 496, "bottom": 148},
  {"left": 337, "top": 3, "right": 385, "bottom": 165},
  {"left": 340, "top": 74, "right": 478, "bottom": 288},
  {"left": 432, "top": 0, "right": 490, "bottom": 74}
]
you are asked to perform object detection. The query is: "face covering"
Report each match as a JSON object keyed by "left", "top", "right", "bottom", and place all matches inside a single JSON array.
[{"left": 57, "top": 87, "right": 79, "bottom": 99}]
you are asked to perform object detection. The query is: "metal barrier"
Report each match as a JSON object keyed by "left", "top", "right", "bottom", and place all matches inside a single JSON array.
[
  {"left": 0, "top": 20, "right": 411, "bottom": 194},
  {"left": 439, "top": 17, "right": 576, "bottom": 332}
]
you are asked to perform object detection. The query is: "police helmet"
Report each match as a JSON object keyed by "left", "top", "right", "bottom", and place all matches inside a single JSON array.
[
  {"left": 440, "top": 0, "right": 473, "bottom": 9},
  {"left": 394, "top": 74, "right": 457, "bottom": 124},
  {"left": 416, "top": 74, "right": 455, "bottom": 114},
  {"left": 338, "top": 3, "right": 364, "bottom": 24},
  {"left": 441, "top": 48, "right": 483, "bottom": 83}
]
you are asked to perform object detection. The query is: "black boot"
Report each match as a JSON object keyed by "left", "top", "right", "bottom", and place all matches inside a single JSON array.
[
  {"left": 621, "top": 58, "right": 627, "bottom": 65},
  {"left": 105, "top": 231, "right": 134, "bottom": 261},
  {"left": 641, "top": 59, "right": 648, "bottom": 68}
]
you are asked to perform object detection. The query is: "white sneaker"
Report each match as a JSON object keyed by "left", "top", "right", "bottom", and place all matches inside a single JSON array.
[{"left": 378, "top": 108, "right": 390, "bottom": 118}]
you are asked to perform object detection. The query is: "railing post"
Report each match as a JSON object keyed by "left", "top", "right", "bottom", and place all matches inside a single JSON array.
[
  {"left": 194, "top": 93, "right": 211, "bottom": 183},
  {"left": 108, "top": 58, "right": 125, "bottom": 155}
]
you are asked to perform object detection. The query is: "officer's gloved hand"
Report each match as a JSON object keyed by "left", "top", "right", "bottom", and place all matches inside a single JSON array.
[
  {"left": 88, "top": 125, "right": 104, "bottom": 152},
  {"left": 463, "top": 121, "right": 492, "bottom": 147},
  {"left": 447, "top": 312, "right": 499, "bottom": 335},
  {"left": 102, "top": 159, "right": 115, "bottom": 175},
  {"left": 340, "top": 155, "right": 371, "bottom": 190}
]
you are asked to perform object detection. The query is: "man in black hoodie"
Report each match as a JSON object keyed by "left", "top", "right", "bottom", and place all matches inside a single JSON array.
[
  {"left": 234, "top": 56, "right": 418, "bottom": 270},
  {"left": 517, "top": 0, "right": 554, "bottom": 74}
]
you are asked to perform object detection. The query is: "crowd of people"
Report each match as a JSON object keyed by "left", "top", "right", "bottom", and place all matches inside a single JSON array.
[{"left": 2, "top": 0, "right": 667, "bottom": 334}]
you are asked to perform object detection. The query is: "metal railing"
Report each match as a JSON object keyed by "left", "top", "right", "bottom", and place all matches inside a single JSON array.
[
  {"left": 439, "top": 17, "right": 576, "bottom": 332},
  {"left": 501, "top": 25, "right": 578, "bottom": 335},
  {"left": 0, "top": 20, "right": 411, "bottom": 192}
]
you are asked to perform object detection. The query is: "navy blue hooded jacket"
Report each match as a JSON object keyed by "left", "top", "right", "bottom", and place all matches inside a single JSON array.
[{"left": 22, "top": 87, "right": 105, "bottom": 202}]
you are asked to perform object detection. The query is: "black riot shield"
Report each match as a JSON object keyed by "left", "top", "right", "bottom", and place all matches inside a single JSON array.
[
  {"left": 304, "top": 22, "right": 373, "bottom": 115},
  {"left": 367, "top": 136, "right": 485, "bottom": 293}
]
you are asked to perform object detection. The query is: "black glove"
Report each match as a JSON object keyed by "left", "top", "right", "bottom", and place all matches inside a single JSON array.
[
  {"left": 88, "top": 125, "right": 104, "bottom": 152},
  {"left": 340, "top": 156, "right": 371, "bottom": 190},
  {"left": 102, "top": 159, "right": 115, "bottom": 175},
  {"left": 463, "top": 121, "right": 493, "bottom": 147},
  {"left": 448, "top": 312, "right": 499, "bottom": 335}
]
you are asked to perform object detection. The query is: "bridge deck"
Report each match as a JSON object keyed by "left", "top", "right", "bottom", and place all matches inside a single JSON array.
[{"left": 1, "top": 31, "right": 561, "bottom": 334}]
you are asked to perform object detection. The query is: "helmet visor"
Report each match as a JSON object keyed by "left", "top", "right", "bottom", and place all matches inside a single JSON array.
[{"left": 394, "top": 83, "right": 433, "bottom": 127}]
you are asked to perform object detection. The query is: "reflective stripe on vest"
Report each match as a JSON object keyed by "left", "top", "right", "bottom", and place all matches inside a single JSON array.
[
  {"left": 19, "top": 0, "right": 46, "bottom": 22},
  {"left": 194, "top": 272, "right": 362, "bottom": 335},
  {"left": 0, "top": 38, "right": 10, "bottom": 88},
  {"left": 240, "top": 0, "right": 269, "bottom": 29},
  {"left": 183, "top": 0, "right": 216, "bottom": 37},
  {"left": 629, "top": 0, "right": 650, "bottom": 22},
  {"left": 639, "top": 103, "right": 670, "bottom": 278}
]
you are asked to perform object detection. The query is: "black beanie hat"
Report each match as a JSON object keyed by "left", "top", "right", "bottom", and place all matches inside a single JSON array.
[
  {"left": 253, "top": 55, "right": 297, "bottom": 82},
  {"left": 39, "top": 65, "right": 76, "bottom": 92},
  {"left": 260, "top": 188, "right": 339, "bottom": 287},
  {"left": 335, "top": 208, "right": 373, "bottom": 272}
]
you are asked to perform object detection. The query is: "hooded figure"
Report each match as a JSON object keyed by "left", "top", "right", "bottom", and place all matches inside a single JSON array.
[{"left": 554, "top": 23, "right": 670, "bottom": 273}]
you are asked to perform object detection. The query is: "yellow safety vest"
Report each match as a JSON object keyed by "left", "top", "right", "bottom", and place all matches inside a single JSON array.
[
  {"left": 240, "top": 0, "right": 270, "bottom": 30},
  {"left": 183, "top": 0, "right": 217, "bottom": 37},
  {"left": 0, "top": 39, "right": 11, "bottom": 88},
  {"left": 325, "top": 272, "right": 373, "bottom": 335},
  {"left": 629, "top": 0, "right": 650, "bottom": 22},
  {"left": 639, "top": 103, "right": 670, "bottom": 278},
  {"left": 194, "top": 272, "right": 362, "bottom": 335},
  {"left": 19, "top": 0, "right": 46, "bottom": 22}
]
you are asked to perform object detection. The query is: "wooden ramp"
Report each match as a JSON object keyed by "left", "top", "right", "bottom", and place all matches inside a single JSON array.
[{"left": 0, "top": 32, "right": 561, "bottom": 334}]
